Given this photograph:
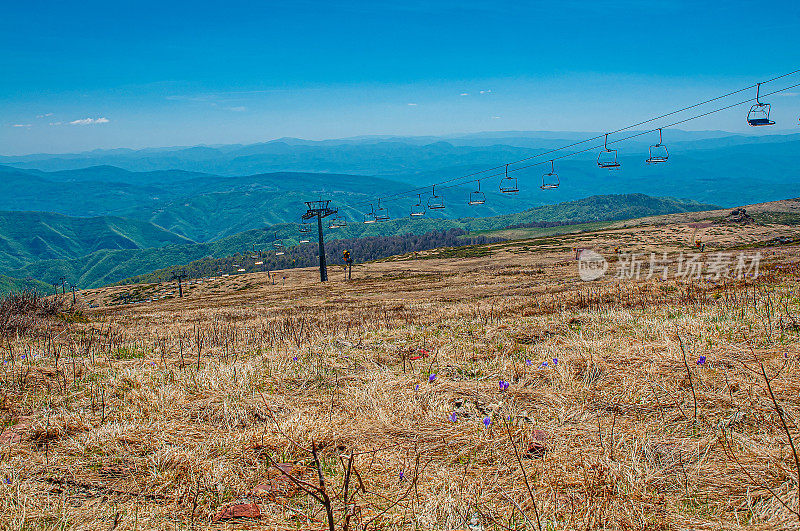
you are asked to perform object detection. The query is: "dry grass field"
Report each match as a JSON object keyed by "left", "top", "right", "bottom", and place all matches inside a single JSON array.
[{"left": 2, "top": 201, "right": 800, "bottom": 530}]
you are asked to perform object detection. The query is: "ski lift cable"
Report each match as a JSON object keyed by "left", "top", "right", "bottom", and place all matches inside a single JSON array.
[
  {"left": 343, "top": 70, "right": 800, "bottom": 209},
  {"left": 372, "top": 80, "right": 800, "bottom": 200},
  {"left": 467, "top": 81, "right": 800, "bottom": 181}
]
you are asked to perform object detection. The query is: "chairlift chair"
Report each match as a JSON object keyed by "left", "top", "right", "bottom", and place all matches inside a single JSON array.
[
  {"left": 299, "top": 237, "right": 310, "bottom": 243},
  {"left": 646, "top": 128, "right": 669, "bottom": 164},
  {"left": 468, "top": 181, "right": 486, "bottom": 205},
  {"left": 410, "top": 194, "right": 426, "bottom": 217},
  {"left": 375, "top": 199, "right": 390, "bottom": 222},
  {"left": 328, "top": 215, "right": 347, "bottom": 229},
  {"left": 747, "top": 83, "right": 775, "bottom": 126},
  {"left": 540, "top": 160, "right": 560, "bottom": 190},
  {"left": 273, "top": 240, "right": 286, "bottom": 256},
  {"left": 299, "top": 221, "right": 312, "bottom": 233},
  {"left": 363, "top": 204, "right": 377, "bottom": 224},
  {"left": 427, "top": 185, "right": 445, "bottom": 210},
  {"left": 597, "top": 133, "right": 621, "bottom": 169},
  {"left": 499, "top": 164, "right": 519, "bottom": 194}
]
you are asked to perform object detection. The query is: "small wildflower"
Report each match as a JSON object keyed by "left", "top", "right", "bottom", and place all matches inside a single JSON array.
[
  {"left": 20, "top": 355, "right": 25, "bottom": 360},
  {"left": 540, "top": 361, "right": 548, "bottom": 368},
  {"left": 428, "top": 374, "right": 436, "bottom": 383},
  {"left": 3, "top": 478, "right": 9, "bottom": 485},
  {"left": 448, "top": 411, "right": 457, "bottom": 422},
  {"left": 696, "top": 356, "right": 706, "bottom": 366},
  {"left": 552, "top": 358, "right": 558, "bottom": 365},
  {"left": 399, "top": 470, "right": 404, "bottom": 480},
  {"left": 292, "top": 356, "right": 298, "bottom": 362},
  {"left": 499, "top": 380, "right": 509, "bottom": 392},
  {"left": 483, "top": 417, "right": 491, "bottom": 427},
  {"left": 414, "top": 384, "right": 419, "bottom": 392},
  {"left": 525, "top": 359, "right": 532, "bottom": 366}
]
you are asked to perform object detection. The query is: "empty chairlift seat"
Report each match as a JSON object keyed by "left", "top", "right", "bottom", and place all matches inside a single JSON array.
[
  {"left": 363, "top": 204, "right": 377, "bottom": 224},
  {"left": 374, "top": 200, "right": 390, "bottom": 222},
  {"left": 540, "top": 160, "right": 560, "bottom": 190},
  {"left": 468, "top": 181, "right": 486, "bottom": 205},
  {"left": 646, "top": 128, "right": 669, "bottom": 164},
  {"left": 597, "top": 133, "right": 621, "bottom": 169},
  {"left": 499, "top": 164, "right": 519, "bottom": 193},
  {"left": 328, "top": 215, "right": 346, "bottom": 229},
  {"left": 410, "top": 194, "right": 425, "bottom": 217},
  {"left": 747, "top": 83, "right": 775, "bottom": 126},
  {"left": 427, "top": 186, "right": 445, "bottom": 210}
]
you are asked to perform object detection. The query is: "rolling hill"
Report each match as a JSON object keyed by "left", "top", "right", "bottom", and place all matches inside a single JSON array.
[
  {"left": 0, "top": 194, "right": 717, "bottom": 290},
  {"left": 0, "top": 211, "right": 192, "bottom": 270}
]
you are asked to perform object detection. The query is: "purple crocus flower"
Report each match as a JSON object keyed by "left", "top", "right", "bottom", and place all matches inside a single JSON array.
[
  {"left": 483, "top": 417, "right": 491, "bottom": 427},
  {"left": 696, "top": 356, "right": 706, "bottom": 365},
  {"left": 499, "top": 380, "right": 509, "bottom": 392},
  {"left": 540, "top": 361, "right": 548, "bottom": 368},
  {"left": 428, "top": 374, "right": 436, "bottom": 383},
  {"left": 292, "top": 356, "right": 298, "bottom": 362},
  {"left": 448, "top": 411, "right": 457, "bottom": 422},
  {"left": 399, "top": 470, "right": 404, "bottom": 480},
  {"left": 414, "top": 384, "right": 419, "bottom": 392},
  {"left": 20, "top": 355, "right": 25, "bottom": 360},
  {"left": 552, "top": 358, "right": 558, "bottom": 365},
  {"left": 525, "top": 359, "right": 532, "bottom": 366}
]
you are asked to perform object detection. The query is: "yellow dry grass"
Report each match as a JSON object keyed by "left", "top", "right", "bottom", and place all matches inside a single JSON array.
[{"left": 1, "top": 213, "right": 800, "bottom": 530}]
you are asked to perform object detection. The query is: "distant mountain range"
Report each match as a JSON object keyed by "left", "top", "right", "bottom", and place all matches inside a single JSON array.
[
  {"left": 0, "top": 129, "right": 797, "bottom": 294},
  {"left": 2, "top": 131, "right": 798, "bottom": 222}
]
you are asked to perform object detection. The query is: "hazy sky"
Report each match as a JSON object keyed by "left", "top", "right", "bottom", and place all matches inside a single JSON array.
[{"left": 2, "top": 0, "right": 799, "bottom": 154}]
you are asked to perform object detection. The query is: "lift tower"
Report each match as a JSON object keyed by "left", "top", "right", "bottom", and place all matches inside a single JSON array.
[{"left": 302, "top": 200, "right": 337, "bottom": 282}]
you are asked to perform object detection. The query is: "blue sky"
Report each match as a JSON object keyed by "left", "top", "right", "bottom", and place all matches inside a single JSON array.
[{"left": 1, "top": 0, "right": 799, "bottom": 154}]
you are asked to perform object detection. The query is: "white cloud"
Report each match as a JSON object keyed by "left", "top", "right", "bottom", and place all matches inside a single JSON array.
[
  {"left": 491, "top": 116, "right": 501, "bottom": 119},
  {"left": 49, "top": 122, "right": 63, "bottom": 126},
  {"left": 12, "top": 124, "right": 31, "bottom": 128},
  {"left": 479, "top": 89, "right": 492, "bottom": 94},
  {"left": 36, "top": 113, "right": 53, "bottom": 118},
  {"left": 776, "top": 92, "right": 799, "bottom": 97},
  {"left": 460, "top": 93, "right": 469, "bottom": 96},
  {"left": 69, "top": 117, "right": 110, "bottom": 125},
  {"left": 227, "top": 106, "right": 247, "bottom": 112},
  {"left": 407, "top": 103, "right": 418, "bottom": 106}
]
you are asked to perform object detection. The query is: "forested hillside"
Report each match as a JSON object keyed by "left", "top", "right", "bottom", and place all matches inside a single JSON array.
[
  {"left": 0, "top": 194, "right": 717, "bottom": 290},
  {"left": 0, "top": 211, "right": 192, "bottom": 269}
]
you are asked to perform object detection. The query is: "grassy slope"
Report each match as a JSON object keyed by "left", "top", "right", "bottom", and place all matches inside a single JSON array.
[{"left": 3, "top": 228, "right": 799, "bottom": 528}]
